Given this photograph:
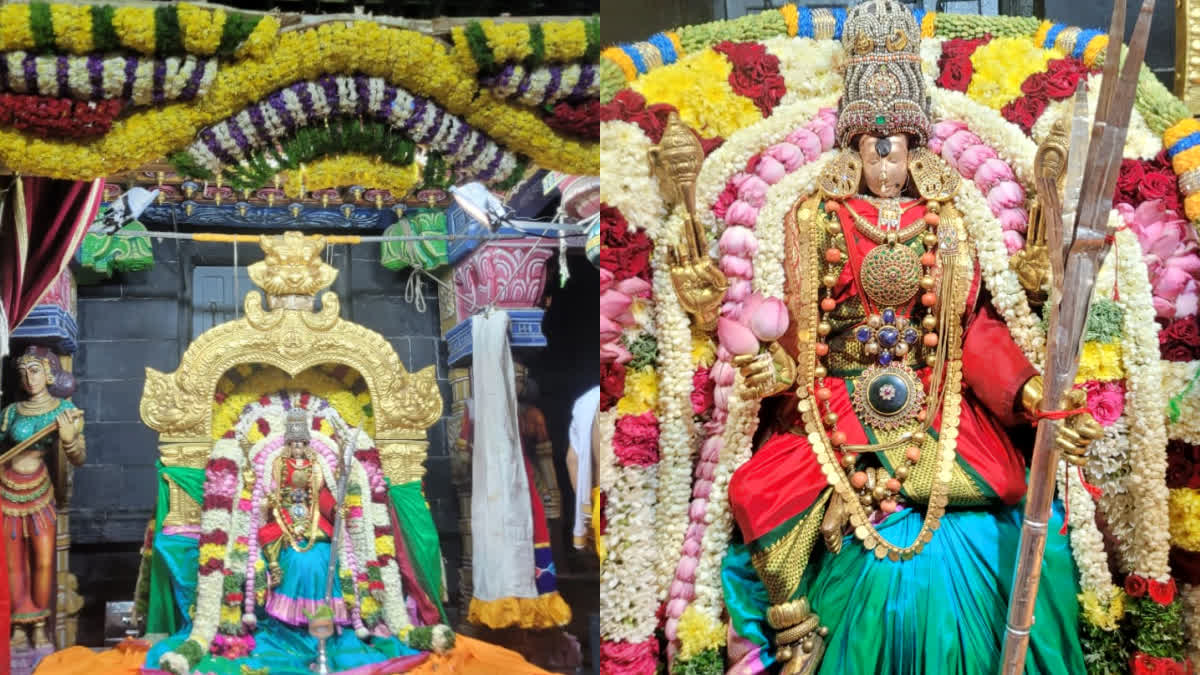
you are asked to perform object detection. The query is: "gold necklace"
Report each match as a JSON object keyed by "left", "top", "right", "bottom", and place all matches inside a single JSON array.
[
  {"left": 844, "top": 197, "right": 925, "bottom": 245},
  {"left": 272, "top": 451, "right": 322, "bottom": 553},
  {"left": 17, "top": 395, "right": 61, "bottom": 417}
]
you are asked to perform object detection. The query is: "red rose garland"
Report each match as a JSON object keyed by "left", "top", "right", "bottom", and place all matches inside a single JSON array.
[
  {"left": 0, "top": 93, "right": 123, "bottom": 139},
  {"left": 1000, "top": 58, "right": 1097, "bottom": 134},
  {"left": 545, "top": 100, "right": 601, "bottom": 140},
  {"left": 935, "top": 35, "right": 992, "bottom": 93},
  {"left": 1117, "top": 151, "right": 1184, "bottom": 216},
  {"left": 1160, "top": 315, "right": 1200, "bottom": 362},
  {"left": 712, "top": 41, "right": 787, "bottom": 117}
]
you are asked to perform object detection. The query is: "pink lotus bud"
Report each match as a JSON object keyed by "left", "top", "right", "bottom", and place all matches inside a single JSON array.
[
  {"left": 721, "top": 301, "right": 743, "bottom": 320},
  {"left": 975, "top": 158, "right": 1016, "bottom": 192},
  {"left": 694, "top": 479, "right": 713, "bottom": 499},
  {"left": 696, "top": 458, "right": 716, "bottom": 481},
  {"left": 600, "top": 315, "right": 622, "bottom": 342},
  {"left": 687, "top": 523, "right": 704, "bottom": 539},
  {"left": 666, "top": 599, "right": 688, "bottom": 619},
  {"left": 720, "top": 255, "right": 754, "bottom": 279},
  {"left": 600, "top": 267, "right": 615, "bottom": 291},
  {"left": 741, "top": 292, "right": 764, "bottom": 318},
  {"left": 957, "top": 144, "right": 998, "bottom": 178},
  {"left": 756, "top": 156, "right": 787, "bottom": 184},
  {"left": 806, "top": 116, "right": 836, "bottom": 150},
  {"left": 677, "top": 556, "right": 698, "bottom": 582},
  {"left": 720, "top": 226, "right": 759, "bottom": 256},
  {"left": 988, "top": 181, "right": 1025, "bottom": 212},
  {"left": 725, "top": 201, "right": 759, "bottom": 227},
  {"left": 932, "top": 119, "right": 968, "bottom": 142},
  {"left": 711, "top": 360, "right": 735, "bottom": 386},
  {"left": 718, "top": 317, "right": 759, "bottom": 355},
  {"left": 600, "top": 342, "right": 632, "bottom": 365},
  {"left": 670, "top": 579, "right": 686, "bottom": 598},
  {"left": 1003, "top": 230, "right": 1026, "bottom": 254},
  {"left": 750, "top": 296, "right": 790, "bottom": 342},
  {"left": 1177, "top": 282, "right": 1198, "bottom": 316},
  {"left": 689, "top": 499, "right": 708, "bottom": 520},
  {"left": 700, "top": 435, "right": 723, "bottom": 461},
  {"left": 727, "top": 279, "right": 752, "bottom": 302},
  {"left": 616, "top": 277, "right": 652, "bottom": 299},
  {"left": 713, "top": 385, "right": 728, "bottom": 411},
  {"left": 942, "top": 130, "right": 983, "bottom": 164},
  {"left": 600, "top": 289, "right": 633, "bottom": 322},
  {"left": 997, "top": 208, "right": 1028, "bottom": 232},
  {"left": 787, "top": 128, "right": 822, "bottom": 162},
  {"left": 737, "top": 175, "right": 770, "bottom": 208},
  {"left": 765, "top": 142, "right": 805, "bottom": 171},
  {"left": 665, "top": 619, "right": 679, "bottom": 642},
  {"left": 683, "top": 538, "right": 701, "bottom": 556},
  {"left": 729, "top": 172, "right": 754, "bottom": 190}
]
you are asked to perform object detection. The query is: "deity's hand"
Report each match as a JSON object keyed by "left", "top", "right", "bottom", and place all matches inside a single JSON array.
[
  {"left": 1010, "top": 243, "right": 1051, "bottom": 307},
  {"left": 667, "top": 245, "right": 728, "bottom": 331},
  {"left": 768, "top": 599, "right": 828, "bottom": 675},
  {"left": 56, "top": 409, "right": 83, "bottom": 444},
  {"left": 732, "top": 342, "right": 795, "bottom": 400},
  {"left": 1057, "top": 388, "right": 1102, "bottom": 467}
]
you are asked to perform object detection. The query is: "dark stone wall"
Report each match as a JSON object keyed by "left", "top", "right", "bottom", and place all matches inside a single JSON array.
[{"left": 68, "top": 237, "right": 457, "bottom": 645}]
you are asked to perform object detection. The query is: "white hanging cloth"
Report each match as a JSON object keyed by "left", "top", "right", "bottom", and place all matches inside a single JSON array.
[
  {"left": 470, "top": 311, "right": 537, "bottom": 601},
  {"left": 569, "top": 386, "right": 599, "bottom": 549}
]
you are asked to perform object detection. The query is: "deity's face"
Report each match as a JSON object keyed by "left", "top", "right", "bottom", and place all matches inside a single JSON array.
[
  {"left": 287, "top": 440, "right": 308, "bottom": 457},
  {"left": 16, "top": 360, "right": 49, "bottom": 397},
  {"left": 857, "top": 133, "right": 909, "bottom": 199}
]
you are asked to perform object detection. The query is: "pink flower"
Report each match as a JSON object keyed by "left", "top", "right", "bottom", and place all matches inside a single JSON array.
[
  {"left": 725, "top": 200, "right": 759, "bottom": 227},
  {"left": 931, "top": 119, "right": 968, "bottom": 147},
  {"left": 942, "top": 130, "right": 983, "bottom": 164},
  {"left": 1120, "top": 199, "right": 1200, "bottom": 319},
  {"left": 676, "top": 555, "right": 699, "bottom": 582},
  {"left": 756, "top": 156, "right": 787, "bottom": 184},
  {"left": 600, "top": 288, "right": 633, "bottom": 323},
  {"left": 600, "top": 315, "right": 622, "bottom": 343},
  {"left": 720, "top": 254, "right": 754, "bottom": 279},
  {"left": 691, "top": 368, "right": 715, "bottom": 414},
  {"left": 599, "top": 267, "right": 614, "bottom": 292},
  {"left": 975, "top": 158, "right": 1016, "bottom": 192},
  {"left": 764, "top": 142, "right": 805, "bottom": 171},
  {"left": 1083, "top": 380, "right": 1125, "bottom": 426},
  {"left": 600, "top": 639, "right": 659, "bottom": 675},
  {"left": 601, "top": 341, "right": 632, "bottom": 365},
  {"left": 711, "top": 359, "right": 735, "bottom": 386},
  {"left": 616, "top": 277, "right": 652, "bottom": 299},
  {"left": 613, "top": 412, "right": 660, "bottom": 466},
  {"left": 786, "top": 128, "right": 822, "bottom": 162},
  {"left": 996, "top": 207, "right": 1029, "bottom": 233},
  {"left": 987, "top": 181, "right": 1025, "bottom": 211},
  {"left": 957, "top": 144, "right": 998, "bottom": 178},
  {"left": 736, "top": 175, "right": 770, "bottom": 208},
  {"left": 726, "top": 278, "right": 752, "bottom": 302},
  {"left": 804, "top": 111, "right": 836, "bottom": 150},
  {"left": 1003, "top": 230, "right": 1026, "bottom": 254},
  {"left": 718, "top": 316, "right": 759, "bottom": 355},
  {"left": 719, "top": 225, "right": 759, "bottom": 256},
  {"left": 749, "top": 296, "right": 789, "bottom": 341}
]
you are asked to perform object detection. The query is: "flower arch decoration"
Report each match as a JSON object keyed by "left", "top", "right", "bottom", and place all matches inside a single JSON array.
[{"left": 598, "top": 6, "right": 1200, "bottom": 674}]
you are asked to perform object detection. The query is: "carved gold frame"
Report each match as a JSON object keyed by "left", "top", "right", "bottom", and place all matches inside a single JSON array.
[
  {"left": 1177, "top": 0, "right": 1200, "bottom": 114},
  {"left": 139, "top": 233, "right": 443, "bottom": 524}
]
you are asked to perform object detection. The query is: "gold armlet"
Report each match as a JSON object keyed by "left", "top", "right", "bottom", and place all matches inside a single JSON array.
[{"left": 1020, "top": 375, "right": 1044, "bottom": 415}]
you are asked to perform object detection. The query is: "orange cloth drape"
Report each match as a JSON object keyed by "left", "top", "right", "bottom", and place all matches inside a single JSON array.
[{"left": 33, "top": 640, "right": 148, "bottom": 675}]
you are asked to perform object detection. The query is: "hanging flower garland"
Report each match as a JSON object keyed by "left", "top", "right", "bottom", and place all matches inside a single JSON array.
[
  {"left": 450, "top": 17, "right": 601, "bottom": 76},
  {"left": 0, "top": 2, "right": 278, "bottom": 58},
  {"left": 0, "top": 93, "right": 123, "bottom": 138},
  {"left": 0, "top": 52, "right": 217, "bottom": 105},
  {"left": 479, "top": 62, "right": 598, "bottom": 107},
  {"left": 277, "top": 155, "right": 424, "bottom": 200}
]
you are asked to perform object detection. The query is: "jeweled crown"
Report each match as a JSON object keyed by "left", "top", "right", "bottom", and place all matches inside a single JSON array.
[
  {"left": 835, "top": 0, "right": 931, "bottom": 148},
  {"left": 284, "top": 408, "right": 311, "bottom": 442}
]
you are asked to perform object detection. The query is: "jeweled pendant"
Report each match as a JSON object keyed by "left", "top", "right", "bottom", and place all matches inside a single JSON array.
[{"left": 852, "top": 363, "right": 926, "bottom": 430}]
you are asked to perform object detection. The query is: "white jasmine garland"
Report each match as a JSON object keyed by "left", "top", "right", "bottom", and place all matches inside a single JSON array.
[
  {"left": 599, "top": 463, "right": 660, "bottom": 643},
  {"left": 932, "top": 88, "right": 1038, "bottom": 191},
  {"left": 752, "top": 152, "right": 834, "bottom": 298},
  {"left": 1164, "top": 361, "right": 1200, "bottom": 444},
  {"left": 308, "top": 82, "right": 332, "bottom": 120},
  {"left": 1087, "top": 416, "right": 1131, "bottom": 499},
  {"left": 67, "top": 58, "right": 89, "bottom": 99},
  {"left": 920, "top": 37, "right": 945, "bottom": 91},
  {"left": 1030, "top": 73, "right": 1162, "bottom": 161},
  {"left": 651, "top": 207, "right": 701, "bottom": 599},
  {"left": 1110, "top": 225, "right": 1172, "bottom": 580},
  {"left": 764, "top": 38, "right": 844, "bottom": 108},
  {"left": 1058, "top": 462, "right": 1117, "bottom": 606},
  {"left": 527, "top": 69, "right": 552, "bottom": 103},
  {"left": 5, "top": 53, "right": 25, "bottom": 93},
  {"left": 234, "top": 111, "right": 261, "bottom": 150},
  {"left": 954, "top": 179, "right": 1046, "bottom": 368},
  {"left": 599, "top": 120, "right": 667, "bottom": 235},
  {"left": 695, "top": 95, "right": 839, "bottom": 240},
  {"left": 131, "top": 59, "right": 154, "bottom": 106},
  {"left": 337, "top": 77, "right": 358, "bottom": 115}
]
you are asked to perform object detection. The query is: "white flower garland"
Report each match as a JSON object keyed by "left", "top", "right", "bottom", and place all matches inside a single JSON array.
[
  {"left": 650, "top": 207, "right": 696, "bottom": 598},
  {"left": 599, "top": 120, "right": 666, "bottom": 234},
  {"left": 1059, "top": 462, "right": 1117, "bottom": 606},
  {"left": 695, "top": 95, "right": 839, "bottom": 240},
  {"left": 932, "top": 88, "right": 1038, "bottom": 191},
  {"left": 1089, "top": 416, "right": 1132, "bottom": 499},
  {"left": 764, "top": 38, "right": 844, "bottom": 108},
  {"left": 1030, "top": 73, "right": 1162, "bottom": 161},
  {"left": 953, "top": 178, "right": 1047, "bottom": 367},
  {"left": 751, "top": 152, "right": 834, "bottom": 298},
  {"left": 1110, "top": 226, "right": 1172, "bottom": 580},
  {"left": 920, "top": 37, "right": 945, "bottom": 91},
  {"left": 1164, "top": 360, "right": 1200, "bottom": 444},
  {"left": 599, "top": 463, "right": 660, "bottom": 643}
]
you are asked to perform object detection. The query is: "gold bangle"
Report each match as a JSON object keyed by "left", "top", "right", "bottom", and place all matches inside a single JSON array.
[
  {"left": 775, "top": 615, "right": 820, "bottom": 646},
  {"left": 767, "top": 598, "right": 811, "bottom": 630},
  {"left": 1020, "top": 375, "right": 1044, "bottom": 414}
]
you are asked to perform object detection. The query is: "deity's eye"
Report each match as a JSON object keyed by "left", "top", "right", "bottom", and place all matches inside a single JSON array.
[{"left": 875, "top": 137, "right": 892, "bottom": 158}]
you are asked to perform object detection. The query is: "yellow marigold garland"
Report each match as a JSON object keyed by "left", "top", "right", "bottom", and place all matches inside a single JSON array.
[
  {"left": 280, "top": 156, "right": 422, "bottom": 199},
  {"left": 1082, "top": 34, "right": 1108, "bottom": 67},
  {"left": 692, "top": 335, "right": 717, "bottom": 368},
  {"left": 482, "top": 22, "right": 532, "bottom": 63},
  {"left": 677, "top": 605, "right": 726, "bottom": 660},
  {"left": 211, "top": 365, "right": 376, "bottom": 440},
  {"left": 178, "top": 3, "right": 226, "bottom": 56},
  {"left": 543, "top": 20, "right": 589, "bottom": 62},
  {"left": 1075, "top": 342, "right": 1124, "bottom": 383},
  {"left": 49, "top": 4, "right": 93, "bottom": 54},
  {"left": 966, "top": 37, "right": 1060, "bottom": 111},
  {"left": 921, "top": 12, "right": 936, "bottom": 38},
  {"left": 601, "top": 46, "right": 637, "bottom": 82},
  {"left": 1033, "top": 20, "right": 1053, "bottom": 48},
  {"left": 465, "top": 91, "right": 598, "bottom": 176},
  {"left": 631, "top": 49, "right": 761, "bottom": 139},
  {"left": 0, "top": 4, "right": 35, "bottom": 51},
  {"left": 780, "top": 4, "right": 799, "bottom": 37},
  {"left": 1169, "top": 488, "right": 1200, "bottom": 552},
  {"left": 112, "top": 7, "right": 157, "bottom": 55}
]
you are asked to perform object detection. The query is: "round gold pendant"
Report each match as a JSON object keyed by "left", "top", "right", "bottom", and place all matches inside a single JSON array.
[
  {"left": 852, "top": 364, "right": 925, "bottom": 430},
  {"left": 860, "top": 244, "right": 921, "bottom": 307}
]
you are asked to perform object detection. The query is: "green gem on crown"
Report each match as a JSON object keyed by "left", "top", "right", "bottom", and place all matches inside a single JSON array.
[{"left": 875, "top": 115, "right": 887, "bottom": 125}]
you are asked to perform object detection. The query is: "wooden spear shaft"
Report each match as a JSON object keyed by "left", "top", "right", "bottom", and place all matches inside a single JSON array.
[{"left": 1000, "top": 1, "right": 1155, "bottom": 671}]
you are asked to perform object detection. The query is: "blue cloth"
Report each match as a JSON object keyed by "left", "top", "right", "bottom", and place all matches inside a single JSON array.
[{"left": 723, "top": 502, "right": 1085, "bottom": 674}]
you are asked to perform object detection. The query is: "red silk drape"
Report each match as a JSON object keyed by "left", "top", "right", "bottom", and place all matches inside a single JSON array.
[
  {"left": 0, "top": 176, "right": 102, "bottom": 675},
  {"left": 1, "top": 176, "right": 104, "bottom": 329}
]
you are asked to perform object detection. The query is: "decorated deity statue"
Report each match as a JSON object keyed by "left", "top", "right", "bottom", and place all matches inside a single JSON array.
[
  {"left": 712, "top": 2, "right": 1105, "bottom": 672},
  {"left": 258, "top": 409, "right": 342, "bottom": 621},
  {"left": 515, "top": 363, "right": 562, "bottom": 521},
  {"left": 1, "top": 346, "right": 85, "bottom": 650}
]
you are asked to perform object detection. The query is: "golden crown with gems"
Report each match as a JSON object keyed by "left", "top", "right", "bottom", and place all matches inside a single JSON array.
[{"left": 835, "top": 0, "right": 932, "bottom": 148}]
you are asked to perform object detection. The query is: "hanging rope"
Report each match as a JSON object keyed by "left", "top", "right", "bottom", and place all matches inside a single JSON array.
[{"left": 404, "top": 272, "right": 427, "bottom": 314}]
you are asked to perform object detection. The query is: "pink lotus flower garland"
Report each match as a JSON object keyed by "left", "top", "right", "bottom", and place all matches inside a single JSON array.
[
  {"left": 662, "top": 110, "right": 834, "bottom": 652},
  {"left": 600, "top": 268, "right": 651, "bottom": 365},
  {"left": 928, "top": 119, "right": 1030, "bottom": 253},
  {"left": 1118, "top": 199, "right": 1200, "bottom": 320}
]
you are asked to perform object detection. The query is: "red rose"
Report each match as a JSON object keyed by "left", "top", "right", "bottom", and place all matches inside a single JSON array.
[
  {"left": 936, "top": 55, "right": 974, "bottom": 93},
  {"left": 691, "top": 368, "right": 715, "bottom": 415},
  {"left": 599, "top": 205, "right": 653, "bottom": 282},
  {"left": 942, "top": 34, "right": 991, "bottom": 57},
  {"left": 1166, "top": 316, "right": 1200, "bottom": 347},
  {"left": 1162, "top": 343, "right": 1198, "bottom": 362},
  {"left": 544, "top": 100, "right": 601, "bottom": 140},
  {"left": 712, "top": 182, "right": 738, "bottom": 220},
  {"left": 1148, "top": 576, "right": 1177, "bottom": 605},
  {"left": 1139, "top": 171, "right": 1179, "bottom": 203},
  {"left": 1124, "top": 573, "right": 1149, "bottom": 598},
  {"left": 1020, "top": 72, "right": 1049, "bottom": 98},
  {"left": 1041, "top": 59, "right": 1088, "bottom": 98},
  {"left": 613, "top": 412, "right": 660, "bottom": 467},
  {"left": 1116, "top": 159, "right": 1146, "bottom": 201},
  {"left": 1001, "top": 95, "right": 1048, "bottom": 135},
  {"left": 1155, "top": 149, "right": 1173, "bottom": 169},
  {"left": 600, "top": 362, "right": 626, "bottom": 411},
  {"left": 1166, "top": 442, "right": 1195, "bottom": 488}
]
